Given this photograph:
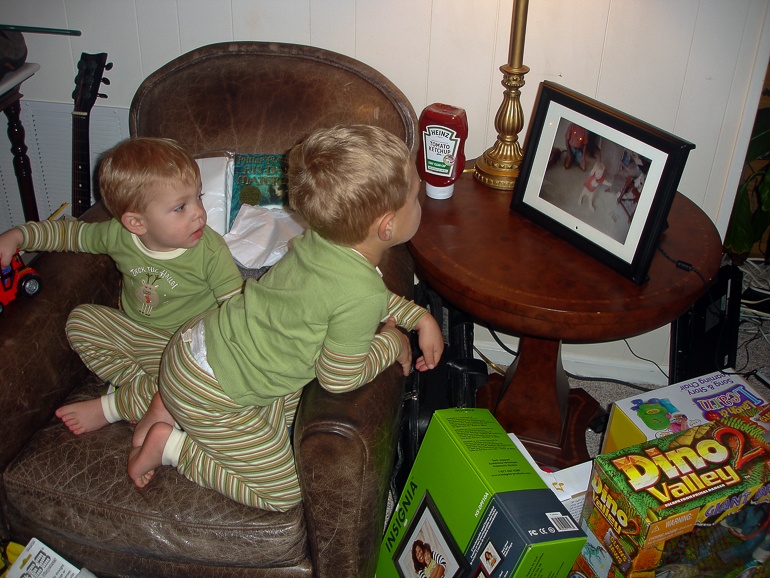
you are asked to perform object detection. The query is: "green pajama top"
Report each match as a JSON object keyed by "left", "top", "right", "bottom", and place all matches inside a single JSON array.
[
  {"left": 16, "top": 219, "right": 244, "bottom": 331},
  {"left": 204, "top": 229, "right": 427, "bottom": 407}
]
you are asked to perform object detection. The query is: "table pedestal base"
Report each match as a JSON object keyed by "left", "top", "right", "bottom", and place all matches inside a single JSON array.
[{"left": 476, "top": 336, "right": 600, "bottom": 468}]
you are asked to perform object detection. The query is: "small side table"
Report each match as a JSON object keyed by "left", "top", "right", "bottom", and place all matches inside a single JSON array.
[
  {"left": 0, "top": 62, "right": 40, "bottom": 222},
  {"left": 407, "top": 170, "right": 723, "bottom": 468}
]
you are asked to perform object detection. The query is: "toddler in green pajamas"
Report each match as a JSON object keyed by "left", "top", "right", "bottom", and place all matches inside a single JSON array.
[
  {"left": 128, "top": 125, "right": 444, "bottom": 511},
  {"left": 0, "top": 137, "right": 243, "bottom": 435}
]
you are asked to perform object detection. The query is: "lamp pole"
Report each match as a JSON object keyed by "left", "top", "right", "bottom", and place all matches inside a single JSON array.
[{"left": 474, "top": 0, "right": 530, "bottom": 190}]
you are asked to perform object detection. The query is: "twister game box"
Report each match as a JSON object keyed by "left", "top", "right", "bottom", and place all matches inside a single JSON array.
[
  {"left": 602, "top": 371, "right": 767, "bottom": 454},
  {"left": 573, "top": 405, "right": 770, "bottom": 578}
]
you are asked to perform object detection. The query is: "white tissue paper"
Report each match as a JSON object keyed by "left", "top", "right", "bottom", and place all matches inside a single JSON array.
[
  {"left": 196, "top": 155, "right": 234, "bottom": 236},
  {"left": 224, "top": 205, "right": 308, "bottom": 269}
]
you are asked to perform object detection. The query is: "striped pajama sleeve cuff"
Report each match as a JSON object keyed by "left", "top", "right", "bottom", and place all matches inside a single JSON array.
[
  {"left": 316, "top": 329, "right": 402, "bottom": 393},
  {"left": 17, "top": 220, "right": 83, "bottom": 253},
  {"left": 387, "top": 293, "right": 427, "bottom": 331}
]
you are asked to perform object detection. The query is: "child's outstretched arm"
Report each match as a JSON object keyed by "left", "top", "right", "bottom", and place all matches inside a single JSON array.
[{"left": 0, "top": 228, "right": 23, "bottom": 268}]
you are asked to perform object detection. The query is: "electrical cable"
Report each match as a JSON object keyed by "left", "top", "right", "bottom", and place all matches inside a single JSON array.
[
  {"left": 623, "top": 338, "right": 669, "bottom": 380},
  {"left": 483, "top": 325, "right": 660, "bottom": 391},
  {"left": 472, "top": 346, "right": 507, "bottom": 376},
  {"left": 485, "top": 323, "right": 519, "bottom": 358},
  {"left": 564, "top": 369, "right": 655, "bottom": 392},
  {"left": 657, "top": 244, "right": 711, "bottom": 293}
]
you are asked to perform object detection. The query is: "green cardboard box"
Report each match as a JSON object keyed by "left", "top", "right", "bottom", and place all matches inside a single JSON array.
[{"left": 377, "top": 408, "right": 585, "bottom": 578}]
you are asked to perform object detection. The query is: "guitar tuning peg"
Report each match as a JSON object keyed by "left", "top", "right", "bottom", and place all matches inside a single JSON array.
[
  {"left": 105, "top": 62, "right": 114, "bottom": 71},
  {"left": 97, "top": 93, "right": 108, "bottom": 99},
  {"left": 101, "top": 77, "right": 110, "bottom": 85}
]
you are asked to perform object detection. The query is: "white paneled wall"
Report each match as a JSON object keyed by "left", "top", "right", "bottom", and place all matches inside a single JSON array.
[
  {"left": 0, "top": 102, "right": 129, "bottom": 230},
  {"left": 4, "top": 0, "right": 770, "bottom": 383}
]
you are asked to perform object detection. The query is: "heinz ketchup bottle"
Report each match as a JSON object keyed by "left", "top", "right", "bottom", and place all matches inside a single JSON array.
[{"left": 417, "top": 103, "right": 468, "bottom": 199}]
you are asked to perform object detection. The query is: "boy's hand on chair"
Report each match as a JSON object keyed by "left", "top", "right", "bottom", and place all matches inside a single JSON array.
[{"left": 414, "top": 313, "right": 444, "bottom": 372}]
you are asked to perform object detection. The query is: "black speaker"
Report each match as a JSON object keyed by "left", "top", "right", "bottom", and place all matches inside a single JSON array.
[{"left": 669, "top": 264, "right": 742, "bottom": 384}]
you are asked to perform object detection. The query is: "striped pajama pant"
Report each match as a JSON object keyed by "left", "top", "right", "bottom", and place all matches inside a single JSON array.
[
  {"left": 65, "top": 304, "right": 171, "bottom": 421},
  {"left": 159, "top": 314, "right": 303, "bottom": 511}
]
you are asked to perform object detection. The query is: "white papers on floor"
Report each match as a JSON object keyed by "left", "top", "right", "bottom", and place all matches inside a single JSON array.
[
  {"left": 223, "top": 205, "right": 308, "bottom": 269},
  {"left": 6, "top": 537, "right": 97, "bottom": 578},
  {"left": 507, "top": 433, "right": 592, "bottom": 523}
]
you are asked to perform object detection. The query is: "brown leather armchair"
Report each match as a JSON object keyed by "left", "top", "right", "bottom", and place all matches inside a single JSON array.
[{"left": 0, "top": 42, "right": 417, "bottom": 578}]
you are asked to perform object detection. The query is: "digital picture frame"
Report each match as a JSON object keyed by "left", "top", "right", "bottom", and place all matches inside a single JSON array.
[{"left": 511, "top": 81, "right": 695, "bottom": 285}]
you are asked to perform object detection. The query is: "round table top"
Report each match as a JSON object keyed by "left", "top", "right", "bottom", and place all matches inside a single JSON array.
[{"left": 407, "top": 171, "right": 724, "bottom": 343}]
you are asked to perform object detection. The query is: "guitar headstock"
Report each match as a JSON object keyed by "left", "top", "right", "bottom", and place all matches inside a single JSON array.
[{"left": 72, "top": 52, "right": 112, "bottom": 114}]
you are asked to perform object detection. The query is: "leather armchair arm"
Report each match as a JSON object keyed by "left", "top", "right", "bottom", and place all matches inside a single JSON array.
[
  {"left": 294, "top": 243, "right": 414, "bottom": 578},
  {"left": 0, "top": 204, "right": 120, "bottom": 505},
  {"left": 295, "top": 365, "right": 404, "bottom": 578}
]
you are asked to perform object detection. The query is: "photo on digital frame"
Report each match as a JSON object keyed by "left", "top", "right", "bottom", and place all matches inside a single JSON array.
[{"left": 392, "top": 490, "right": 471, "bottom": 578}]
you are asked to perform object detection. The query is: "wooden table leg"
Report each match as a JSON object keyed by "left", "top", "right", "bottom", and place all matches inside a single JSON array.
[
  {"left": 476, "top": 335, "right": 600, "bottom": 468},
  {"left": 4, "top": 99, "right": 38, "bottom": 222}
]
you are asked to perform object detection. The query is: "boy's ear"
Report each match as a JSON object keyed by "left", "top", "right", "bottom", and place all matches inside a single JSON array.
[
  {"left": 121, "top": 212, "right": 147, "bottom": 235},
  {"left": 377, "top": 212, "right": 396, "bottom": 242}
]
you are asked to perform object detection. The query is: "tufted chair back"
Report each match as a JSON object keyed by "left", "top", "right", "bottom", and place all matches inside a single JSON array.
[{"left": 130, "top": 41, "right": 417, "bottom": 157}]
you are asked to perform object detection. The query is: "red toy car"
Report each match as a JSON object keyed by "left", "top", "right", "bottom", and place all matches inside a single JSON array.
[{"left": 0, "top": 251, "right": 41, "bottom": 314}]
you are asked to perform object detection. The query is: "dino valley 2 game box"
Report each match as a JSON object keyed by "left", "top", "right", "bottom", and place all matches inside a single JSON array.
[{"left": 572, "top": 404, "right": 770, "bottom": 578}]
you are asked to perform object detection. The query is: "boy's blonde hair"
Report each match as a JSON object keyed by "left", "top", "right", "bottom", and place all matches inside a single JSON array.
[
  {"left": 288, "top": 125, "right": 413, "bottom": 246},
  {"left": 98, "top": 137, "right": 200, "bottom": 219}
]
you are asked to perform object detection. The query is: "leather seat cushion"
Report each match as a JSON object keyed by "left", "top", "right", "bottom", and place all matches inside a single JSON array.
[{"left": 3, "top": 374, "right": 309, "bottom": 569}]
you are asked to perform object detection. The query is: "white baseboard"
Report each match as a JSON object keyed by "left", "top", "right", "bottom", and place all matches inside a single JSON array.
[{"left": 473, "top": 338, "right": 670, "bottom": 388}]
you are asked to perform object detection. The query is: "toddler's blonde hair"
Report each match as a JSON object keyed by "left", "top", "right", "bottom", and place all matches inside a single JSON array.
[
  {"left": 288, "top": 125, "right": 413, "bottom": 246},
  {"left": 99, "top": 137, "right": 200, "bottom": 219}
]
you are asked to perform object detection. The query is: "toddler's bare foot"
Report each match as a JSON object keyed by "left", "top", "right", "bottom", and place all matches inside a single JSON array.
[
  {"left": 55, "top": 398, "right": 109, "bottom": 435},
  {"left": 132, "top": 392, "right": 175, "bottom": 448},
  {"left": 128, "top": 421, "right": 172, "bottom": 488}
]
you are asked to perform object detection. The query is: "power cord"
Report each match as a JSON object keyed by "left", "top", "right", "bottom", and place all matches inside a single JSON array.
[
  {"left": 623, "top": 338, "right": 668, "bottom": 381},
  {"left": 657, "top": 244, "right": 710, "bottom": 291},
  {"left": 482, "top": 324, "right": 657, "bottom": 392}
]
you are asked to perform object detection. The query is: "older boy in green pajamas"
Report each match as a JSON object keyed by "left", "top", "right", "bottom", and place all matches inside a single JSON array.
[
  {"left": 0, "top": 137, "right": 243, "bottom": 434},
  {"left": 128, "top": 125, "right": 444, "bottom": 512}
]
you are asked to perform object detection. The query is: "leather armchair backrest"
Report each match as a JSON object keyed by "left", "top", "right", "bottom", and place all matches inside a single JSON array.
[{"left": 129, "top": 41, "right": 418, "bottom": 156}]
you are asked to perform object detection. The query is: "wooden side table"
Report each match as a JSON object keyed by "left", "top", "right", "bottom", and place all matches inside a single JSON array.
[
  {"left": 407, "top": 170, "right": 723, "bottom": 468},
  {"left": 0, "top": 63, "right": 40, "bottom": 222}
]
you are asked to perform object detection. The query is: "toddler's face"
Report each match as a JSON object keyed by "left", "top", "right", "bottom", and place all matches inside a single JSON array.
[{"left": 135, "top": 177, "right": 207, "bottom": 252}]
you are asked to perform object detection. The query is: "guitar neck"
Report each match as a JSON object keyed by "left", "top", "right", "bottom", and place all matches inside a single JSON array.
[{"left": 71, "top": 111, "right": 92, "bottom": 218}]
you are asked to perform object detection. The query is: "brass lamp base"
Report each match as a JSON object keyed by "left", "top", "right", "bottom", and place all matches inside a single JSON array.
[
  {"left": 473, "top": 151, "right": 521, "bottom": 190},
  {"left": 474, "top": 63, "right": 529, "bottom": 191}
]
